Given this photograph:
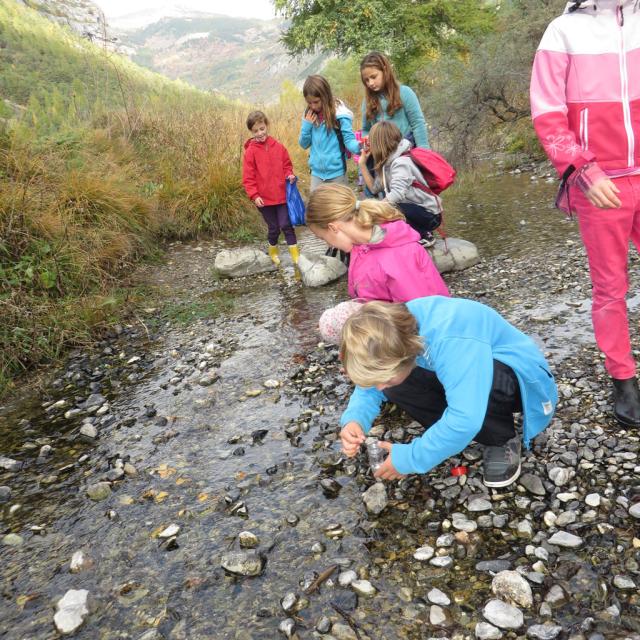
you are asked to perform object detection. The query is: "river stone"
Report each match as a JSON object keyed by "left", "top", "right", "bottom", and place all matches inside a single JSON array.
[
  {"left": 613, "top": 575, "right": 636, "bottom": 590},
  {"left": 519, "top": 474, "right": 546, "bottom": 496},
  {"left": 0, "top": 486, "right": 11, "bottom": 502},
  {"left": 214, "top": 248, "right": 277, "bottom": 277},
  {"left": 79, "top": 424, "right": 97, "bottom": 439},
  {"left": 476, "top": 622, "right": 503, "bottom": 639},
  {"left": 544, "top": 585, "right": 565, "bottom": 604},
  {"left": 316, "top": 616, "right": 332, "bottom": 634},
  {"left": 526, "top": 623, "right": 563, "bottom": 640},
  {"left": 338, "top": 570, "right": 357, "bottom": 587},
  {"left": 2, "top": 533, "right": 24, "bottom": 547},
  {"left": 427, "top": 588, "right": 451, "bottom": 606},
  {"left": 0, "top": 456, "right": 21, "bottom": 472},
  {"left": 281, "top": 592, "right": 298, "bottom": 613},
  {"left": 331, "top": 623, "right": 358, "bottom": 640},
  {"left": 585, "top": 493, "right": 601, "bottom": 507},
  {"left": 429, "top": 604, "right": 451, "bottom": 627},
  {"left": 297, "top": 253, "right": 347, "bottom": 287},
  {"left": 491, "top": 571, "right": 533, "bottom": 608},
  {"left": 476, "top": 560, "right": 512, "bottom": 573},
  {"left": 86, "top": 482, "right": 111, "bottom": 501},
  {"left": 414, "top": 545, "right": 435, "bottom": 561},
  {"left": 238, "top": 531, "right": 259, "bottom": 548},
  {"left": 629, "top": 503, "right": 640, "bottom": 519},
  {"left": 158, "top": 524, "right": 180, "bottom": 539},
  {"left": 429, "top": 237, "right": 480, "bottom": 273},
  {"left": 278, "top": 618, "right": 296, "bottom": 638},
  {"left": 548, "top": 531, "right": 583, "bottom": 548},
  {"left": 351, "top": 579, "right": 376, "bottom": 597},
  {"left": 362, "top": 482, "right": 387, "bottom": 515},
  {"left": 483, "top": 599, "right": 524, "bottom": 629},
  {"left": 54, "top": 589, "right": 89, "bottom": 635},
  {"left": 430, "top": 556, "right": 453, "bottom": 568},
  {"left": 468, "top": 496, "right": 492, "bottom": 512},
  {"left": 70, "top": 551, "right": 91, "bottom": 573},
  {"left": 220, "top": 551, "right": 264, "bottom": 576}
]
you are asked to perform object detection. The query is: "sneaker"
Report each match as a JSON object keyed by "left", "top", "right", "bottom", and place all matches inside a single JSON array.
[
  {"left": 482, "top": 437, "right": 521, "bottom": 488},
  {"left": 419, "top": 234, "right": 436, "bottom": 248}
]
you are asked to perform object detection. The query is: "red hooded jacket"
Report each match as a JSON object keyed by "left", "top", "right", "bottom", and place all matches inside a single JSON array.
[{"left": 242, "top": 136, "right": 294, "bottom": 206}]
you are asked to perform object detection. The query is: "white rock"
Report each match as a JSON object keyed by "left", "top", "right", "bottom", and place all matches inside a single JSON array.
[
  {"left": 54, "top": 589, "right": 89, "bottom": 634},
  {"left": 483, "top": 599, "right": 524, "bottom": 629},
  {"left": 362, "top": 482, "right": 387, "bottom": 515},
  {"left": 613, "top": 575, "right": 636, "bottom": 590},
  {"left": 238, "top": 531, "right": 259, "bottom": 548},
  {"left": 491, "top": 571, "right": 533, "bottom": 608},
  {"left": 263, "top": 379, "right": 280, "bottom": 388},
  {"left": 214, "top": 247, "right": 277, "bottom": 277},
  {"left": 296, "top": 253, "right": 347, "bottom": 287},
  {"left": 476, "top": 621, "right": 503, "bottom": 639},
  {"left": 413, "top": 545, "right": 435, "bottom": 561},
  {"left": 69, "top": 551, "right": 91, "bottom": 573},
  {"left": 430, "top": 237, "right": 480, "bottom": 273},
  {"left": 467, "top": 496, "right": 492, "bottom": 512},
  {"left": 351, "top": 579, "right": 376, "bottom": 597},
  {"left": 0, "top": 456, "right": 20, "bottom": 472},
  {"left": 79, "top": 424, "right": 97, "bottom": 439},
  {"left": 585, "top": 493, "right": 601, "bottom": 507},
  {"left": 629, "top": 503, "right": 640, "bottom": 519},
  {"left": 427, "top": 588, "right": 451, "bottom": 606},
  {"left": 158, "top": 524, "right": 180, "bottom": 539},
  {"left": 338, "top": 570, "right": 357, "bottom": 587},
  {"left": 548, "top": 531, "right": 583, "bottom": 548}
]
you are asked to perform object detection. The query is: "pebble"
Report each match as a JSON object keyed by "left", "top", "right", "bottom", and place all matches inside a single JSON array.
[
  {"left": 86, "top": 482, "right": 111, "bottom": 501},
  {"left": 629, "top": 503, "right": 640, "bottom": 519},
  {"left": 468, "top": 496, "right": 492, "bottom": 512},
  {"left": 278, "top": 618, "right": 295, "bottom": 638},
  {"left": 429, "top": 604, "right": 450, "bottom": 627},
  {"left": 362, "top": 482, "right": 387, "bottom": 515},
  {"left": 427, "top": 588, "right": 451, "bottom": 606},
  {"left": 158, "top": 524, "right": 180, "bottom": 539},
  {"left": 476, "top": 622, "right": 503, "bottom": 639},
  {"left": 526, "top": 623, "right": 563, "bottom": 640},
  {"left": 430, "top": 556, "right": 453, "bottom": 568},
  {"left": 548, "top": 531, "right": 583, "bottom": 548},
  {"left": 491, "top": 571, "right": 533, "bottom": 608},
  {"left": 519, "top": 474, "right": 546, "bottom": 496},
  {"left": 70, "top": 551, "right": 91, "bottom": 573},
  {"left": 238, "top": 531, "right": 259, "bottom": 548},
  {"left": 612, "top": 575, "right": 636, "bottom": 590},
  {"left": 0, "top": 456, "right": 20, "bottom": 472},
  {"left": 585, "top": 493, "right": 601, "bottom": 507},
  {"left": 414, "top": 545, "right": 435, "bottom": 561},
  {"left": 483, "top": 599, "right": 523, "bottom": 629},
  {"left": 351, "top": 579, "right": 376, "bottom": 597},
  {"left": 2, "top": 533, "right": 24, "bottom": 547},
  {"left": 79, "top": 424, "right": 98, "bottom": 439},
  {"left": 338, "top": 570, "right": 357, "bottom": 587},
  {"left": 54, "top": 589, "right": 89, "bottom": 635},
  {"left": 220, "top": 551, "right": 264, "bottom": 576}
]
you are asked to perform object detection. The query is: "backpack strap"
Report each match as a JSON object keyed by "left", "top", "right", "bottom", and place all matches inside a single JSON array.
[{"left": 334, "top": 124, "right": 348, "bottom": 174}]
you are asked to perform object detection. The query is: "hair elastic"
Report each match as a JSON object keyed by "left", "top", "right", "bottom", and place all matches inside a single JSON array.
[{"left": 355, "top": 200, "right": 361, "bottom": 211}]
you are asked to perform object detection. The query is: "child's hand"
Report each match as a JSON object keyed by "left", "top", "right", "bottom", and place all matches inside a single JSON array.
[
  {"left": 304, "top": 109, "right": 318, "bottom": 125},
  {"left": 340, "top": 421, "right": 365, "bottom": 457},
  {"left": 254, "top": 196, "right": 265, "bottom": 207},
  {"left": 358, "top": 149, "right": 370, "bottom": 166},
  {"left": 287, "top": 175, "right": 296, "bottom": 184},
  {"left": 374, "top": 442, "right": 405, "bottom": 481}
]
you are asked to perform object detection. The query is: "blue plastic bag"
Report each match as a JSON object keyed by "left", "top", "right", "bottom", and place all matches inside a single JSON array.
[{"left": 286, "top": 179, "right": 306, "bottom": 226}]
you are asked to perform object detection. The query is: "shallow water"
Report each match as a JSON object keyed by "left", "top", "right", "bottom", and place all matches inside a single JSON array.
[{"left": 1, "top": 171, "right": 636, "bottom": 639}]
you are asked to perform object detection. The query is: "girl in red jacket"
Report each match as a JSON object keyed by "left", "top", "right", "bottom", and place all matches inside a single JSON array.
[{"left": 242, "top": 110, "right": 299, "bottom": 265}]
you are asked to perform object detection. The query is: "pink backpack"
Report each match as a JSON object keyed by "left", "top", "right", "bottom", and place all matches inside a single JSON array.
[{"left": 402, "top": 148, "right": 456, "bottom": 195}]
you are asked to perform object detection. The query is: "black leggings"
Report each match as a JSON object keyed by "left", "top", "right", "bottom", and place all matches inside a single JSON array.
[
  {"left": 382, "top": 361, "right": 522, "bottom": 446},
  {"left": 396, "top": 202, "right": 441, "bottom": 239}
]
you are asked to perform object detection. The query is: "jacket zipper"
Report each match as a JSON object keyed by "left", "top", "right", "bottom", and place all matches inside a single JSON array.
[
  {"left": 618, "top": 4, "right": 635, "bottom": 167},
  {"left": 579, "top": 108, "right": 589, "bottom": 150}
]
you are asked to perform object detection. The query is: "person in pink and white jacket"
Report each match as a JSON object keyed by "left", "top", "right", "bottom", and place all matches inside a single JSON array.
[
  {"left": 305, "top": 183, "right": 449, "bottom": 303},
  {"left": 530, "top": 0, "right": 640, "bottom": 426}
]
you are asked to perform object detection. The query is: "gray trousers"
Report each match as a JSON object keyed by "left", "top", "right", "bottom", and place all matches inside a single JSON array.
[{"left": 310, "top": 173, "right": 348, "bottom": 192}]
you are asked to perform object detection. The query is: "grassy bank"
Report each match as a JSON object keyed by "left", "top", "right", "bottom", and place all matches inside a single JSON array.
[{"left": 0, "top": 0, "right": 310, "bottom": 396}]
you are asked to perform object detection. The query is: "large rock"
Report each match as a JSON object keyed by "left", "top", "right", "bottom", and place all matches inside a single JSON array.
[
  {"left": 491, "top": 571, "right": 533, "bottom": 608},
  {"left": 362, "top": 482, "right": 387, "bottom": 515},
  {"left": 54, "top": 589, "right": 89, "bottom": 635},
  {"left": 214, "top": 248, "right": 277, "bottom": 278},
  {"left": 297, "top": 253, "right": 347, "bottom": 287},
  {"left": 429, "top": 237, "right": 480, "bottom": 273},
  {"left": 483, "top": 599, "right": 524, "bottom": 629}
]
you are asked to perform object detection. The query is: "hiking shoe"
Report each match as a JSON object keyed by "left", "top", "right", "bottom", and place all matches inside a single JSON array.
[{"left": 482, "top": 437, "right": 521, "bottom": 488}]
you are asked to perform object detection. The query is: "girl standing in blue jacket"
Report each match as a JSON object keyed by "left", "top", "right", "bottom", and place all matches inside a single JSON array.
[
  {"left": 323, "top": 297, "right": 557, "bottom": 488},
  {"left": 299, "top": 75, "right": 362, "bottom": 191},
  {"left": 360, "top": 52, "right": 429, "bottom": 149}
]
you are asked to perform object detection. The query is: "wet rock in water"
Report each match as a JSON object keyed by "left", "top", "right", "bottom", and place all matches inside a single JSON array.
[
  {"left": 316, "top": 616, "right": 332, "bottom": 634},
  {"left": 526, "top": 623, "right": 563, "bottom": 640},
  {"left": 286, "top": 514, "right": 299, "bottom": 527},
  {"left": 2, "top": 533, "right": 24, "bottom": 547},
  {"left": 320, "top": 478, "right": 342, "bottom": 498},
  {"left": 476, "top": 560, "right": 512, "bottom": 574},
  {"left": 430, "top": 237, "right": 480, "bottom": 273},
  {"left": 158, "top": 524, "right": 180, "bottom": 539},
  {"left": 427, "top": 588, "right": 451, "bottom": 606},
  {"left": 467, "top": 496, "right": 492, "bottom": 512},
  {"left": 338, "top": 570, "right": 357, "bottom": 587},
  {"left": 198, "top": 373, "right": 219, "bottom": 387},
  {"left": 214, "top": 248, "right": 277, "bottom": 278},
  {"left": 414, "top": 545, "right": 435, "bottom": 561},
  {"left": 220, "top": 551, "right": 265, "bottom": 576},
  {"left": 362, "top": 482, "right": 387, "bottom": 514},
  {"left": 86, "top": 482, "right": 111, "bottom": 501},
  {"left": 491, "top": 571, "right": 533, "bottom": 608},
  {"left": 69, "top": 551, "right": 92, "bottom": 573},
  {"left": 612, "top": 575, "right": 636, "bottom": 590},
  {"left": 629, "top": 503, "right": 640, "bottom": 519},
  {"left": 483, "top": 599, "right": 524, "bottom": 629},
  {"left": 430, "top": 605, "right": 452, "bottom": 627},
  {"left": 280, "top": 592, "right": 298, "bottom": 613},
  {"left": 331, "top": 623, "right": 358, "bottom": 640},
  {"left": 238, "top": 531, "right": 259, "bottom": 549},
  {"left": 263, "top": 378, "right": 280, "bottom": 388},
  {"left": 54, "top": 589, "right": 89, "bottom": 635},
  {"left": 278, "top": 617, "right": 296, "bottom": 638},
  {"left": 251, "top": 429, "right": 269, "bottom": 444},
  {"left": 0, "top": 456, "right": 21, "bottom": 472},
  {"left": 544, "top": 585, "right": 565, "bottom": 605},
  {"left": 519, "top": 474, "right": 546, "bottom": 496},
  {"left": 548, "top": 531, "right": 583, "bottom": 548},
  {"left": 137, "top": 631, "right": 163, "bottom": 640},
  {"left": 296, "top": 253, "right": 347, "bottom": 287},
  {"left": 0, "top": 486, "right": 12, "bottom": 502},
  {"left": 351, "top": 579, "right": 376, "bottom": 597},
  {"left": 476, "top": 621, "right": 503, "bottom": 639},
  {"left": 331, "top": 589, "right": 358, "bottom": 611}
]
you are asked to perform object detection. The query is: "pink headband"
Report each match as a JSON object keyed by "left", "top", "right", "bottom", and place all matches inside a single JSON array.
[{"left": 318, "top": 300, "right": 363, "bottom": 344}]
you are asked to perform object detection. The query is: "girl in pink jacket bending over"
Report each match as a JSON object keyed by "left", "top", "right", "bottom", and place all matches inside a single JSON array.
[
  {"left": 306, "top": 184, "right": 449, "bottom": 302},
  {"left": 530, "top": 0, "right": 640, "bottom": 426}
]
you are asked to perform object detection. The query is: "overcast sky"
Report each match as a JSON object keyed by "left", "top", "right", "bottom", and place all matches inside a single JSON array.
[{"left": 93, "top": 0, "right": 276, "bottom": 20}]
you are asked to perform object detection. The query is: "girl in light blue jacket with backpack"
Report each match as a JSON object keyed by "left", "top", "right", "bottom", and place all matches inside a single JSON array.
[{"left": 299, "top": 75, "right": 362, "bottom": 191}]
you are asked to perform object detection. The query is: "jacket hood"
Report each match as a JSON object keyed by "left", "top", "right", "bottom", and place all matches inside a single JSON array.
[
  {"left": 336, "top": 99, "right": 354, "bottom": 121},
  {"left": 564, "top": 0, "right": 638, "bottom": 13},
  {"left": 372, "top": 220, "right": 420, "bottom": 248},
  {"left": 388, "top": 138, "right": 412, "bottom": 164}
]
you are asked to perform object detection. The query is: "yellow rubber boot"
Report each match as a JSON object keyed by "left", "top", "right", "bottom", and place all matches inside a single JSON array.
[
  {"left": 268, "top": 245, "right": 280, "bottom": 266},
  {"left": 288, "top": 244, "right": 300, "bottom": 265}
]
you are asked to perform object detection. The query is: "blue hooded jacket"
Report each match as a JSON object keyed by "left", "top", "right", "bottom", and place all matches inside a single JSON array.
[
  {"left": 299, "top": 101, "right": 361, "bottom": 180},
  {"left": 340, "top": 297, "right": 558, "bottom": 475}
]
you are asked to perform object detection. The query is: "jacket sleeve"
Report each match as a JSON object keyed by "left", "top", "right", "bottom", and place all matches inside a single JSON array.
[
  {"left": 361, "top": 100, "right": 371, "bottom": 136},
  {"left": 384, "top": 158, "right": 414, "bottom": 204},
  {"left": 530, "top": 23, "right": 595, "bottom": 178},
  {"left": 391, "top": 337, "right": 494, "bottom": 475},
  {"left": 340, "top": 385, "right": 386, "bottom": 433},
  {"left": 299, "top": 119, "right": 313, "bottom": 149},
  {"left": 338, "top": 117, "right": 361, "bottom": 155},
  {"left": 242, "top": 148, "right": 259, "bottom": 201},
  {"left": 401, "top": 86, "right": 429, "bottom": 149}
]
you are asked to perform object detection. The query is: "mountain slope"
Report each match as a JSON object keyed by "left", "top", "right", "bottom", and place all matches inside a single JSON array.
[{"left": 115, "top": 13, "right": 326, "bottom": 101}]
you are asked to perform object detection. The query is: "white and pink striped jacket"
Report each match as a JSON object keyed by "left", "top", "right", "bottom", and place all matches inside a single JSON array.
[{"left": 530, "top": 0, "right": 640, "bottom": 182}]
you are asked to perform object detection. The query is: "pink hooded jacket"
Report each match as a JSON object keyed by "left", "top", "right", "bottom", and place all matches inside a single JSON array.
[{"left": 348, "top": 220, "right": 449, "bottom": 302}]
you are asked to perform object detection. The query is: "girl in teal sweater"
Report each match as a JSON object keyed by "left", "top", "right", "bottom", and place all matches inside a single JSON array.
[{"left": 360, "top": 51, "right": 429, "bottom": 149}]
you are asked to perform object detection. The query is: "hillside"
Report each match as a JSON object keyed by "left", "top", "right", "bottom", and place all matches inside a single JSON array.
[{"left": 113, "top": 13, "right": 326, "bottom": 101}]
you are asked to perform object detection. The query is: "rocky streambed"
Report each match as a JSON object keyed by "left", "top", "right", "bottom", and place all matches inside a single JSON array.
[{"left": 1, "top": 173, "right": 640, "bottom": 640}]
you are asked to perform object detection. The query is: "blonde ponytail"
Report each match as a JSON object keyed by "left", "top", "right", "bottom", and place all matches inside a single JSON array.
[{"left": 306, "top": 184, "right": 404, "bottom": 229}]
